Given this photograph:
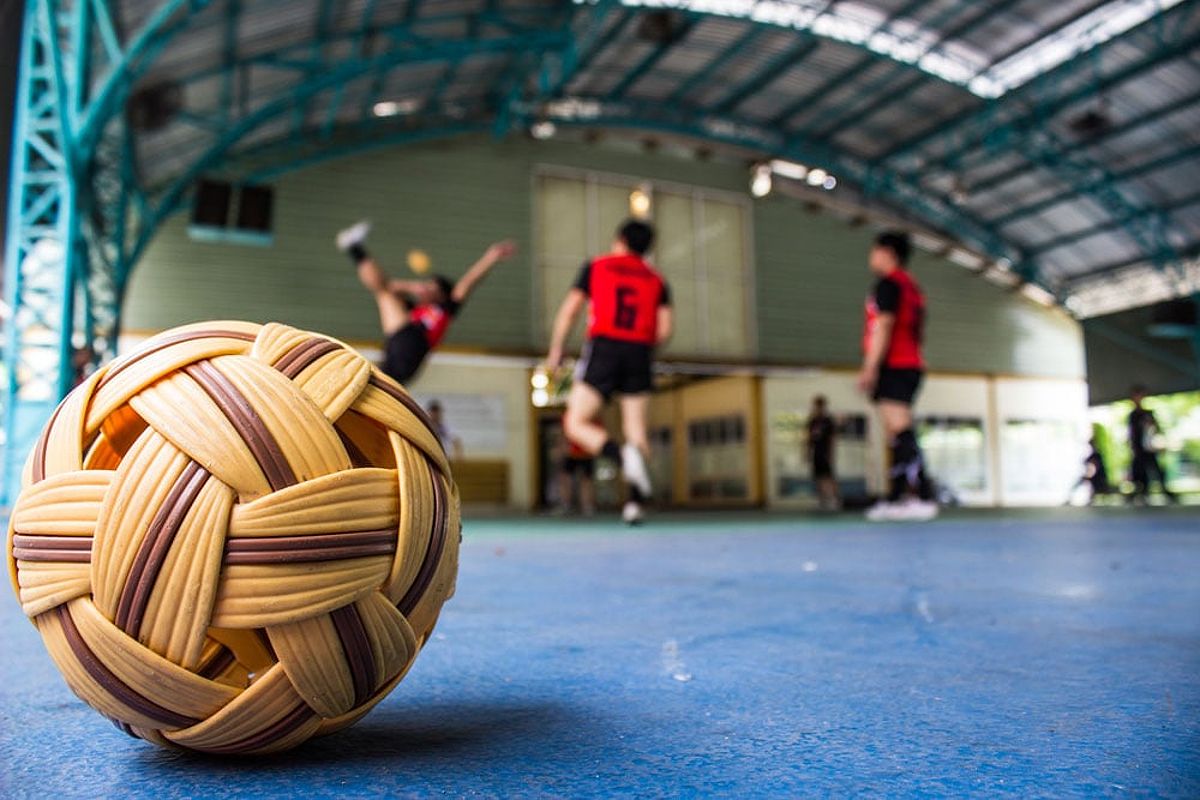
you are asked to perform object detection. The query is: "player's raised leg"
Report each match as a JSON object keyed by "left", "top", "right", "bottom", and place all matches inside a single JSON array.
[{"left": 337, "top": 220, "right": 411, "bottom": 335}]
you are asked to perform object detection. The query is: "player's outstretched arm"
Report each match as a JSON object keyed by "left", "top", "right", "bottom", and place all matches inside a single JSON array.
[
  {"left": 546, "top": 289, "right": 587, "bottom": 369},
  {"left": 451, "top": 240, "right": 517, "bottom": 304}
]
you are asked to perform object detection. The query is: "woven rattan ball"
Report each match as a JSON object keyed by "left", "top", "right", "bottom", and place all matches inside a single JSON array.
[{"left": 6, "top": 321, "right": 460, "bottom": 754}]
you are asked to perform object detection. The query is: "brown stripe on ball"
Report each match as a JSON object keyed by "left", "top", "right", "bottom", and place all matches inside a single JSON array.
[
  {"left": 273, "top": 337, "right": 343, "bottom": 379},
  {"left": 203, "top": 701, "right": 316, "bottom": 754},
  {"left": 113, "top": 461, "right": 210, "bottom": 636},
  {"left": 197, "top": 646, "right": 237, "bottom": 681},
  {"left": 96, "top": 329, "right": 257, "bottom": 392},
  {"left": 397, "top": 464, "right": 449, "bottom": 616},
  {"left": 223, "top": 529, "right": 396, "bottom": 565},
  {"left": 30, "top": 401, "right": 67, "bottom": 484},
  {"left": 11, "top": 534, "right": 94, "bottom": 563},
  {"left": 330, "top": 604, "right": 376, "bottom": 706},
  {"left": 184, "top": 361, "right": 297, "bottom": 491},
  {"left": 56, "top": 605, "right": 199, "bottom": 729},
  {"left": 367, "top": 376, "right": 442, "bottom": 453},
  {"left": 337, "top": 430, "right": 373, "bottom": 468},
  {"left": 105, "top": 713, "right": 143, "bottom": 740}
]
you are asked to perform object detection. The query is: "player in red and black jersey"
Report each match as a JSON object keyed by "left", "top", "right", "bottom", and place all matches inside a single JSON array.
[
  {"left": 337, "top": 220, "right": 516, "bottom": 385},
  {"left": 545, "top": 219, "right": 673, "bottom": 525},
  {"left": 858, "top": 230, "right": 937, "bottom": 521}
]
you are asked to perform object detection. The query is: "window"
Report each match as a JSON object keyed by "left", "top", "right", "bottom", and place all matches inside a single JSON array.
[
  {"left": 1001, "top": 419, "right": 1081, "bottom": 499},
  {"left": 535, "top": 168, "right": 753, "bottom": 359},
  {"left": 919, "top": 416, "right": 988, "bottom": 496},
  {"left": 688, "top": 413, "right": 750, "bottom": 500}
]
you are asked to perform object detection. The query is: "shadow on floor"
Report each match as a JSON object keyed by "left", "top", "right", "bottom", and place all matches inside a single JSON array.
[{"left": 133, "top": 699, "right": 593, "bottom": 772}]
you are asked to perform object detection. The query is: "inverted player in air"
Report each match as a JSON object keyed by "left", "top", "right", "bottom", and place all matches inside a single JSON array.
[
  {"left": 545, "top": 219, "right": 673, "bottom": 525},
  {"left": 857, "top": 231, "right": 938, "bottom": 521},
  {"left": 337, "top": 220, "right": 516, "bottom": 385}
]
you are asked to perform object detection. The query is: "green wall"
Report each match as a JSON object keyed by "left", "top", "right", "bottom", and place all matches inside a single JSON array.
[{"left": 125, "top": 135, "right": 1084, "bottom": 378}]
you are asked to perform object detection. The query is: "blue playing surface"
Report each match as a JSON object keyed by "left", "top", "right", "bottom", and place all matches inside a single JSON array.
[{"left": 2, "top": 509, "right": 1198, "bottom": 798}]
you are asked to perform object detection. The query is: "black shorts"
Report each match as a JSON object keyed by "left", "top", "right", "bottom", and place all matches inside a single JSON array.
[
  {"left": 383, "top": 324, "right": 431, "bottom": 385},
  {"left": 873, "top": 367, "right": 924, "bottom": 405},
  {"left": 578, "top": 337, "right": 653, "bottom": 400},
  {"left": 562, "top": 456, "right": 595, "bottom": 478},
  {"left": 812, "top": 453, "right": 834, "bottom": 479}
]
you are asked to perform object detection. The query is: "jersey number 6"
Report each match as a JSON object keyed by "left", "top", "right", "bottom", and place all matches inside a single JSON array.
[{"left": 615, "top": 286, "right": 638, "bottom": 331}]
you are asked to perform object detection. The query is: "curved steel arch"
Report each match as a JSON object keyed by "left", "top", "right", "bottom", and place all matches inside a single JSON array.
[{"left": 5, "top": 0, "right": 1195, "bottom": 500}]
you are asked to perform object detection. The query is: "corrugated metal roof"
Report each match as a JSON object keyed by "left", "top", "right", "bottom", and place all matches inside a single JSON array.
[{"left": 98, "top": 0, "right": 1200, "bottom": 315}]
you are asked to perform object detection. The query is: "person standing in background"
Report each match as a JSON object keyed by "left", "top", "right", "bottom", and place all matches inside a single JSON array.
[
  {"left": 427, "top": 400, "right": 464, "bottom": 460},
  {"left": 1068, "top": 436, "right": 1111, "bottom": 506},
  {"left": 807, "top": 395, "right": 839, "bottom": 511},
  {"left": 1128, "top": 385, "right": 1177, "bottom": 505},
  {"left": 858, "top": 230, "right": 938, "bottom": 522}
]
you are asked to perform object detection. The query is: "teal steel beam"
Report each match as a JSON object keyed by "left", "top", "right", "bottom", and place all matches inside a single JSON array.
[
  {"left": 878, "top": 17, "right": 1200, "bottom": 282},
  {"left": 665, "top": 26, "right": 763, "bottom": 106},
  {"left": 991, "top": 145, "right": 1200, "bottom": 228},
  {"left": 878, "top": 2, "right": 1200, "bottom": 165},
  {"left": 87, "top": 0, "right": 122, "bottom": 67},
  {"left": 75, "top": 0, "right": 199, "bottom": 153},
  {"left": 238, "top": 124, "right": 488, "bottom": 184},
  {"left": 986, "top": 0, "right": 1113, "bottom": 69},
  {"left": 130, "top": 30, "right": 570, "bottom": 265},
  {"left": 806, "top": 0, "right": 1025, "bottom": 140},
  {"left": 1006, "top": 126, "right": 1179, "bottom": 284},
  {"left": 639, "top": 1, "right": 1023, "bottom": 98},
  {"left": 220, "top": 0, "right": 240, "bottom": 128},
  {"left": 356, "top": 0, "right": 479, "bottom": 124},
  {"left": 425, "top": 1, "right": 494, "bottom": 111},
  {"left": 966, "top": 87, "right": 1200, "bottom": 198},
  {"left": 1064, "top": 243, "right": 1200, "bottom": 288},
  {"left": 766, "top": 0, "right": 928, "bottom": 127},
  {"left": 708, "top": 36, "right": 818, "bottom": 116},
  {"left": 766, "top": 53, "right": 873, "bottom": 128},
  {"left": 3, "top": 0, "right": 82, "bottom": 502},
  {"left": 605, "top": 17, "right": 696, "bottom": 100},
  {"left": 296, "top": 0, "right": 338, "bottom": 140},
  {"left": 542, "top": 2, "right": 629, "bottom": 101},
  {"left": 1029, "top": 188, "right": 1200, "bottom": 257}
]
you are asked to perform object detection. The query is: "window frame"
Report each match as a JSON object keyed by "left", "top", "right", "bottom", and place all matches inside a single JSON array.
[{"left": 530, "top": 163, "right": 758, "bottom": 360}]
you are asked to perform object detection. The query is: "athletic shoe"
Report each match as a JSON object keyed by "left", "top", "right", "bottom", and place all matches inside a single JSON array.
[
  {"left": 621, "top": 443, "right": 652, "bottom": 498},
  {"left": 890, "top": 498, "right": 939, "bottom": 521},
  {"left": 866, "top": 498, "right": 939, "bottom": 522},
  {"left": 336, "top": 220, "right": 371, "bottom": 252},
  {"left": 622, "top": 501, "right": 644, "bottom": 526},
  {"left": 865, "top": 501, "right": 896, "bottom": 522}
]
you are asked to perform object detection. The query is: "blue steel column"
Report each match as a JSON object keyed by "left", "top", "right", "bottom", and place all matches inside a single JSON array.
[{"left": 2, "top": 0, "right": 84, "bottom": 504}]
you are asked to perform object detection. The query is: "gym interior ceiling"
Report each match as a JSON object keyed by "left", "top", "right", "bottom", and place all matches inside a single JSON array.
[{"left": 3, "top": 0, "right": 1200, "bottom": 497}]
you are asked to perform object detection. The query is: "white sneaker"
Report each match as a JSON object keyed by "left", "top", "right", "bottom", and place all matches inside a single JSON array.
[
  {"left": 336, "top": 220, "right": 371, "bottom": 252},
  {"left": 866, "top": 499, "right": 939, "bottom": 522},
  {"left": 621, "top": 444, "right": 652, "bottom": 498},
  {"left": 865, "top": 501, "right": 897, "bottom": 522},
  {"left": 890, "top": 498, "right": 939, "bottom": 521},
  {"left": 622, "top": 501, "right": 644, "bottom": 526}
]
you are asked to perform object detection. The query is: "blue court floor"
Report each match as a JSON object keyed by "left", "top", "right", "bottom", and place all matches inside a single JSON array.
[{"left": 2, "top": 509, "right": 1198, "bottom": 798}]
